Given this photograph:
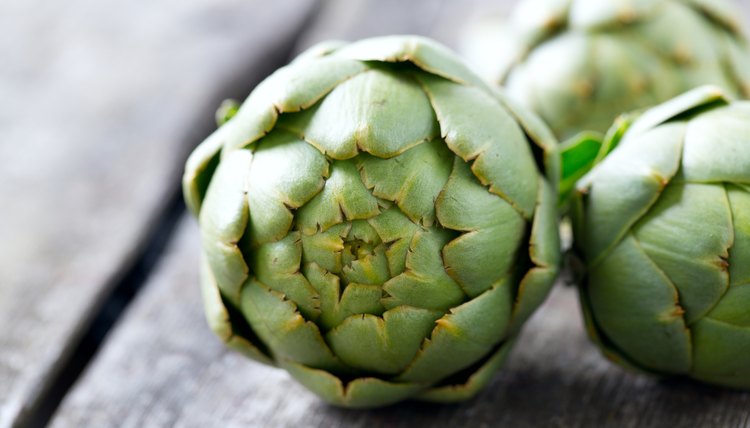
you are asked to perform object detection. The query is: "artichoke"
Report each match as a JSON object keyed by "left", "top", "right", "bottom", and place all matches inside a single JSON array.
[
  {"left": 571, "top": 86, "right": 750, "bottom": 389},
  {"left": 182, "top": 36, "right": 560, "bottom": 407},
  {"left": 462, "top": 0, "right": 750, "bottom": 140}
]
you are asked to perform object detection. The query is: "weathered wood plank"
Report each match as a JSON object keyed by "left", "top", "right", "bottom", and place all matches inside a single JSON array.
[
  {"left": 51, "top": 219, "right": 750, "bottom": 428},
  {"left": 294, "top": 0, "right": 514, "bottom": 52},
  {"left": 0, "top": 1, "right": 316, "bottom": 426}
]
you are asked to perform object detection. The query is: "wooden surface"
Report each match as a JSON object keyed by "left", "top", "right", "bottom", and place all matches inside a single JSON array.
[
  {"left": 3, "top": 0, "right": 750, "bottom": 427},
  {"left": 292, "top": 0, "right": 514, "bottom": 53},
  {"left": 0, "top": 1, "right": 316, "bottom": 426}
]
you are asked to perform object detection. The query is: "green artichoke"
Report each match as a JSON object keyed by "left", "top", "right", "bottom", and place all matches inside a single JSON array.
[
  {"left": 182, "top": 36, "right": 560, "bottom": 407},
  {"left": 571, "top": 86, "right": 750, "bottom": 389},
  {"left": 462, "top": 0, "right": 750, "bottom": 140}
]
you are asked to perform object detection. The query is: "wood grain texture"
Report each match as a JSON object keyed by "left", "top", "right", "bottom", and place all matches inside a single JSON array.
[
  {"left": 51, "top": 220, "right": 750, "bottom": 428},
  {"left": 294, "top": 0, "right": 514, "bottom": 53},
  {"left": 48, "top": 0, "right": 750, "bottom": 427},
  {"left": 0, "top": 1, "right": 316, "bottom": 426}
]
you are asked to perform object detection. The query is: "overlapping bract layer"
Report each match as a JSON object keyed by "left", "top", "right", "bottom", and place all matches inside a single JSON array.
[
  {"left": 572, "top": 87, "right": 750, "bottom": 388},
  {"left": 463, "top": 0, "right": 750, "bottom": 139},
  {"left": 183, "top": 36, "right": 560, "bottom": 407}
]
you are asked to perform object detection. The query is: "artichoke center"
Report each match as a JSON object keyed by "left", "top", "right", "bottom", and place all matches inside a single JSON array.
[
  {"left": 299, "top": 218, "right": 395, "bottom": 289},
  {"left": 342, "top": 239, "right": 375, "bottom": 266}
]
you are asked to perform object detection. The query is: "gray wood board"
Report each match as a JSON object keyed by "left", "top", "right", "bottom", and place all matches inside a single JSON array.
[
  {"left": 0, "top": 1, "right": 316, "bottom": 426},
  {"left": 293, "top": 0, "right": 514, "bottom": 53},
  {"left": 51, "top": 219, "right": 750, "bottom": 428}
]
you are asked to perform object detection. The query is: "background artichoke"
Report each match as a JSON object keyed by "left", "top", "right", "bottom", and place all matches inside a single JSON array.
[
  {"left": 462, "top": 0, "right": 750, "bottom": 140},
  {"left": 571, "top": 86, "right": 750, "bottom": 389},
  {"left": 183, "top": 36, "right": 560, "bottom": 407}
]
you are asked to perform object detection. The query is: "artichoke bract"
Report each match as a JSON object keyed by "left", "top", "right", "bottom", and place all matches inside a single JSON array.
[
  {"left": 183, "top": 36, "right": 560, "bottom": 407},
  {"left": 462, "top": 0, "right": 750, "bottom": 140},
  {"left": 571, "top": 86, "right": 750, "bottom": 389}
]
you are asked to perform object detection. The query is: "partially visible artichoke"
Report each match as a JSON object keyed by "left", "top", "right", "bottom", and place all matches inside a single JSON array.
[
  {"left": 462, "top": 0, "right": 750, "bottom": 140},
  {"left": 183, "top": 36, "right": 560, "bottom": 407},
  {"left": 571, "top": 86, "right": 750, "bottom": 389}
]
